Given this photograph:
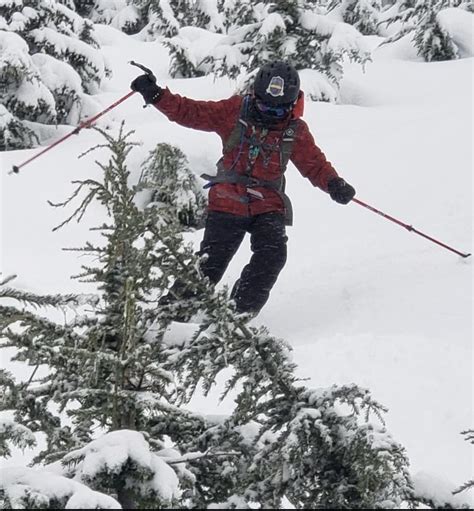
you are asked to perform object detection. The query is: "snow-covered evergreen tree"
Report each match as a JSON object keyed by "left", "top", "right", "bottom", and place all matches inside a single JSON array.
[
  {"left": 137, "top": 1, "right": 225, "bottom": 76},
  {"left": 69, "top": 0, "right": 143, "bottom": 34},
  {"left": 0, "top": 125, "right": 420, "bottom": 509},
  {"left": 0, "top": 0, "right": 107, "bottom": 92},
  {"left": 137, "top": 143, "right": 207, "bottom": 230},
  {"left": 172, "top": 0, "right": 371, "bottom": 101},
  {"left": 222, "top": 0, "right": 258, "bottom": 30},
  {"left": 0, "top": 0, "right": 109, "bottom": 150},
  {"left": 414, "top": 9, "right": 457, "bottom": 60},
  {"left": 131, "top": 0, "right": 224, "bottom": 39},
  {"left": 133, "top": 0, "right": 180, "bottom": 37},
  {"left": 0, "top": 31, "right": 52, "bottom": 150},
  {"left": 381, "top": 0, "right": 466, "bottom": 61},
  {"left": 193, "top": 0, "right": 225, "bottom": 33},
  {"left": 329, "top": 0, "right": 383, "bottom": 35}
]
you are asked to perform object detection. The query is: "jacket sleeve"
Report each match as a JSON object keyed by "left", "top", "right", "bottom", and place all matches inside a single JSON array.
[
  {"left": 290, "top": 119, "right": 339, "bottom": 192},
  {"left": 153, "top": 88, "right": 241, "bottom": 136}
]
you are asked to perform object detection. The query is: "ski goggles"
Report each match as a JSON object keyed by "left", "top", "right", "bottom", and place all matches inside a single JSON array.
[{"left": 255, "top": 99, "right": 293, "bottom": 118}]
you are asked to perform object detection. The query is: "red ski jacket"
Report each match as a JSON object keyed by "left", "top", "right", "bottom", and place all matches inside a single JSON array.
[{"left": 154, "top": 89, "right": 339, "bottom": 219}]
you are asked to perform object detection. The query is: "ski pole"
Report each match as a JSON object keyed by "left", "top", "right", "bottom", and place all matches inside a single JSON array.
[
  {"left": 352, "top": 198, "right": 471, "bottom": 258},
  {"left": 9, "top": 60, "right": 156, "bottom": 175},
  {"left": 10, "top": 91, "right": 136, "bottom": 175}
]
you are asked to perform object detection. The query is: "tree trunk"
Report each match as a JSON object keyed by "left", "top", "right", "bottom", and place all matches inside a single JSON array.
[{"left": 117, "top": 486, "right": 136, "bottom": 509}]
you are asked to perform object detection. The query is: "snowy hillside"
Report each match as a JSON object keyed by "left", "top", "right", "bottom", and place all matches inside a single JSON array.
[{"left": 1, "top": 21, "right": 472, "bottom": 505}]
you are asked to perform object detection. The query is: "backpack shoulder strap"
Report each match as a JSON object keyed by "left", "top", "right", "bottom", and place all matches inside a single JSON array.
[
  {"left": 223, "top": 95, "right": 250, "bottom": 153},
  {"left": 280, "top": 119, "right": 300, "bottom": 172}
]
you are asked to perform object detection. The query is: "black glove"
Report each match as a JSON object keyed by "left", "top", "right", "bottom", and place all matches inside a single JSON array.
[
  {"left": 327, "top": 177, "right": 356, "bottom": 204},
  {"left": 130, "top": 74, "right": 163, "bottom": 104}
]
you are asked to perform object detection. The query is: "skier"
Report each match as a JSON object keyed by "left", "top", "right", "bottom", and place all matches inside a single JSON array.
[{"left": 131, "top": 61, "right": 356, "bottom": 317}]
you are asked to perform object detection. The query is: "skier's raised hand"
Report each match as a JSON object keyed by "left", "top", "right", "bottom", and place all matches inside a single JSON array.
[
  {"left": 130, "top": 74, "right": 163, "bottom": 104},
  {"left": 327, "top": 177, "right": 356, "bottom": 204}
]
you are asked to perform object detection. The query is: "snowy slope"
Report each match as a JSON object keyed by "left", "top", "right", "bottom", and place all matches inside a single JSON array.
[{"left": 0, "top": 24, "right": 472, "bottom": 497}]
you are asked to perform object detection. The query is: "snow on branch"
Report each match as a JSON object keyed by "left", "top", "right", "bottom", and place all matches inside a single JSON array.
[
  {"left": 412, "top": 471, "right": 472, "bottom": 509},
  {"left": 0, "top": 466, "right": 120, "bottom": 509},
  {"left": 165, "top": 450, "right": 239, "bottom": 465},
  {"left": 0, "top": 410, "right": 36, "bottom": 458},
  {"left": 61, "top": 430, "right": 181, "bottom": 504}
]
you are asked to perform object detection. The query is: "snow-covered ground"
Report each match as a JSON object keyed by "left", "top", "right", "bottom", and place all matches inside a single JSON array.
[{"left": 0, "top": 24, "right": 472, "bottom": 499}]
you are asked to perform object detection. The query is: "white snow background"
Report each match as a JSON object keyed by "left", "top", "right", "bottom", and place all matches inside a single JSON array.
[{"left": 0, "top": 17, "right": 472, "bottom": 503}]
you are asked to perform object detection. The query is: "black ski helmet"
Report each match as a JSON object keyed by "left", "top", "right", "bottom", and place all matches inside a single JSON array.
[{"left": 253, "top": 61, "right": 300, "bottom": 106}]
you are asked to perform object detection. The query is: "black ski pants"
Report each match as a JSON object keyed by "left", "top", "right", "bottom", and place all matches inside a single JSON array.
[{"left": 198, "top": 211, "right": 288, "bottom": 314}]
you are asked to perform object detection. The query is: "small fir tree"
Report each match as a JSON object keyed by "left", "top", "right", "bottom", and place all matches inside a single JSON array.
[
  {"left": 329, "top": 0, "right": 383, "bottom": 35},
  {"left": 222, "top": 0, "right": 259, "bottom": 30},
  {"left": 142, "top": 0, "right": 226, "bottom": 76},
  {"left": 132, "top": 0, "right": 225, "bottom": 39},
  {"left": 70, "top": 0, "right": 143, "bottom": 34},
  {"left": 413, "top": 7, "right": 458, "bottom": 60},
  {"left": 1, "top": 125, "right": 419, "bottom": 509},
  {"left": 70, "top": 0, "right": 96, "bottom": 17},
  {"left": 165, "top": 31, "right": 210, "bottom": 78},
  {"left": 381, "top": 0, "right": 463, "bottom": 61},
  {"left": 137, "top": 143, "right": 207, "bottom": 230},
  {"left": 134, "top": 0, "right": 181, "bottom": 37}
]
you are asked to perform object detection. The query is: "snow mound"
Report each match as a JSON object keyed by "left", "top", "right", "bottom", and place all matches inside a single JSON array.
[
  {"left": 0, "top": 467, "right": 120, "bottom": 509},
  {"left": 299, "top": 68, "right": 338, "bottom": 102},
  {"left": 371, "top": 33, "right": 423, "bottom": 61},
  {"left": 413, "top": 471, "right": 473, "bottom": 508}
]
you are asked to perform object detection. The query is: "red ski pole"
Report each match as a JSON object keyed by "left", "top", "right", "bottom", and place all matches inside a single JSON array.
[
  {"left": 10, "top": 91, "right": 136, "bottom": 175},
  {"left": 352, "top": 198, "right": 471, "bottom": 258}
]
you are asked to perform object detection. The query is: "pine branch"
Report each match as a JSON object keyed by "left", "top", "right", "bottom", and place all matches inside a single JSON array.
[
  {"left": 460, "top": 429, "right": 474, "bottom": 444},
  {"left": 63, "top": 243, "right": 107, "bottom": 254},
  {"left": 0, "top": 274, "right": 17, "bottom": 286},
  {"left": 0, "top": 287, "right": 98, "bottom": 309},
  {"left": 78, "top": 142, "right": 113, "bottom": 159},
  {"left": 51, "top": 187, "right": 101, "bottom": 232},
  {"left": 48, "top": 179, "right": 97, "bottom": 208},
  {"left": 21, "top": 365, "right": 40, "bottom": 390},
  {"left": 453, "top": 480, "right": 474, "bottom": 496},
  {"left": 0, "top": 308, "right": 78, "bottom": 341}
]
